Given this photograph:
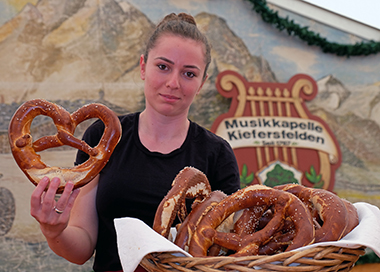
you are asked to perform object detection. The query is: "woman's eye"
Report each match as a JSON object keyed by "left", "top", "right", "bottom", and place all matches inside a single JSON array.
[
  {"left": 158, "top": 64, "right": 167, "bottom": 70},
  {"left": 185, "top": 71, "right": 195, "bottom": 78}
]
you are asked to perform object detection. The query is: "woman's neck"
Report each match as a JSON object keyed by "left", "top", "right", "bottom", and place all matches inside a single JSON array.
[{"left": 138, "top": 110, "right": 190, "bottom": 154}]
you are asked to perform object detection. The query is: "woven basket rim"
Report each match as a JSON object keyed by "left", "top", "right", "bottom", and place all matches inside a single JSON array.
[{"left": 141, "top": 245, "right": 366, "bottom": 272}]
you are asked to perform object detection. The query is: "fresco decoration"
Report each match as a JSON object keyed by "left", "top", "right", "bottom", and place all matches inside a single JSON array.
[
  {"left": 211, "top": 70, "right": 341, "bottom": 192},
  {"left": 0, "top": 0, "right": 379, "bottom": 271},
  {"left": 0, "top": 186, "right": 15, "bottom": 236}
]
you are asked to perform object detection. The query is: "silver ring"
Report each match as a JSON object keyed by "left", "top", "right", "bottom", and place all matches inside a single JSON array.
[{"left": 54, "top": 207, "right": 64, "bottom": 214}]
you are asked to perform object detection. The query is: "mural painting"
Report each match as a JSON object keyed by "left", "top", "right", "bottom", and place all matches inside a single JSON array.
[{"left": 0, "top": 0, "right": 379, "bottom": 270}]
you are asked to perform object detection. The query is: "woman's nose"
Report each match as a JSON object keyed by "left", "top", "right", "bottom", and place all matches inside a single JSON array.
[{"left": 166, "top": 72, "right": 180, "bottom": 89}]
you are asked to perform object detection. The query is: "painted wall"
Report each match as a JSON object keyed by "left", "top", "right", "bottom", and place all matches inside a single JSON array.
[{"left": 0, "top": 0, "right": 379, "bottom": 270}]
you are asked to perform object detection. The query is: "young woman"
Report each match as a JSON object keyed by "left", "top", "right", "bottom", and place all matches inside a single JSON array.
[{"left": 30, "top": 13, "right": 240, "bottom": 272}]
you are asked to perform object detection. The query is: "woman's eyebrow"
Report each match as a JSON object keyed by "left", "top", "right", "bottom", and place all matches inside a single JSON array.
[
  {"left": 155, "top": 57, "right": 200, "bottom": 71},
  {"left": 184, "top": 64, "right": 200, "bottom": 71},
  {"left": 156, "top": 56, "right": 174, "bottom": 64}
]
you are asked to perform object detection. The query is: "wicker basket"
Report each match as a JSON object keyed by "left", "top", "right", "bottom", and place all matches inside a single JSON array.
[{"left": 140, "top": 246, "right": 365, "bottom": 272}]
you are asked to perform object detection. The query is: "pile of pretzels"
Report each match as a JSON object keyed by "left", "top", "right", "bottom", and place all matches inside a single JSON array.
[{"left": 153, "top": 167, "right": 359, "bottom": 257}]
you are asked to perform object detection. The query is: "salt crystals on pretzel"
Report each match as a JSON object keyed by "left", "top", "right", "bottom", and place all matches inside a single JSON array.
[
  {"left": 275, "top": 184, "right": 357, "bottom": 243},
  {"left": 153, "top": 166, "right": 360, "bottom": 257},
  {"left": 8, "top": 99, "right": 122, "bottom": 194}
]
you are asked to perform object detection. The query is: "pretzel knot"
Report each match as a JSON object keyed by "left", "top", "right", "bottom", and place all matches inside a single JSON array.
[
  {"left": 188, "top": 185, "right": 315, "bottom": 257},
  {"left": 153, "top": 167, "right": 212, "bottom": 239},
  {"left": 8, "top": 99, "right": 121, "bottom": 194}
]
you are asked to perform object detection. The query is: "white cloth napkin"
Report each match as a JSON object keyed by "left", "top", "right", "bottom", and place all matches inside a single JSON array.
[
  {"left": 115, "top": 202, "right": 380, "bottom": 272},
  {"left": 114, "top": 217, "right": 191, "bottom": 272}
]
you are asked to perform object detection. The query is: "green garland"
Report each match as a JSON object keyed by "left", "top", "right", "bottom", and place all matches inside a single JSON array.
[{"left": 246, "top": 0, "right": 380, "bottom": 57}]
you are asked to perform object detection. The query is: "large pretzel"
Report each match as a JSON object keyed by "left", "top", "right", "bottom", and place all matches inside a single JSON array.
[
  {"left": 174, "top": 190, "right": 227, "bottom": 252},
  {"left": 233, "top": 206, "right": 267, "bottom": 236},
  {"left": 188, "top": 185, "right": 315, "bottom": 257},
  {"left": 231, "top": 205, "right": 298, "bottom": 255},
  {"left": 8, "top": 99, "right": 121, "bottom": 194},
  {"left": 275, "top": 184, "right": 350, "bottom": 242},
  {"left": 153, "top": 167, "right": 212, "bottom": 239},
  {"left": 341, "top": 199, "right": 359, "bottom": 237}
]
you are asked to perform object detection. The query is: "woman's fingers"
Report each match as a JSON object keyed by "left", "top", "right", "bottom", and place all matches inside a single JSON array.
[
  {"left": 30, "top": 177, "right": 81, "bottom": 239},
  {"left": 30, "top": 176, "right": 50, "bottom": 218},
  {"left": 54, "top": 181, "right": 80, "bottom": 216},
  {"left": 67, "top": 187, "right": 81, "bottom": 210},
  {"left": 40, "top": 177, "right": 61, "bottom": 215},
  {"left": 31, "top": 177, "right": 78, "bottom": 221}
]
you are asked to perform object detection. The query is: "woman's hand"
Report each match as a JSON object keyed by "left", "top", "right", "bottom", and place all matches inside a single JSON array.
[{"left": 30, "top": 176, "right": 80, "bottom": 239}]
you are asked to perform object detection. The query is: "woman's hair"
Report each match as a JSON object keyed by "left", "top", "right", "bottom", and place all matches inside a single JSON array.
[{"left": 144, "top": 13, "right": 211, "bottom": 80}]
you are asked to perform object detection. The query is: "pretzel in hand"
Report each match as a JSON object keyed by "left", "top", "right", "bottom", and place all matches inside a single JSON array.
[{"left": 8, "top": 99, "right": 122, "bottom": 194}]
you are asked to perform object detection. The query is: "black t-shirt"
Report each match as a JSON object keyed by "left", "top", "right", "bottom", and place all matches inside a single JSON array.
[{"left": 75, "top": 112, "right": 240, "bottom": 271}]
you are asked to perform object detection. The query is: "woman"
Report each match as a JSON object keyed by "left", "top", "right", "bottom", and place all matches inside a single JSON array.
[{"left": 30, "top": 13, "right": 240, "bottom": 272}]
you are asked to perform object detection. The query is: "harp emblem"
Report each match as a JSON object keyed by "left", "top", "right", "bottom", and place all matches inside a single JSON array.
[{"left": 211, "top": 71, "right": 341, "bottom": 191}]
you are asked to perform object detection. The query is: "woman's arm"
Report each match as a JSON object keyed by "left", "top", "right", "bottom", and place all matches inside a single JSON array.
[{"left": 30, "top": 175, "right": 99, "bottom": 265}]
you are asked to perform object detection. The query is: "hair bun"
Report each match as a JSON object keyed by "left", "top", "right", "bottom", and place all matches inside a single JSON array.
[
  {"left": 177, "top": 13, "right": 196, "bottom": 26},
  {"left": 159, "top": 13, "right": 197, "bottom": 27}
]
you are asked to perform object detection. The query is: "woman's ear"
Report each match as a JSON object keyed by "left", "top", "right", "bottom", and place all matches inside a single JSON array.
[{"left": 140, "top": 54, "right": 146, "bottom": 80}]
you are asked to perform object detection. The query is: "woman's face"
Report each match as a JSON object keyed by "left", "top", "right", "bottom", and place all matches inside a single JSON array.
[{"left": 140, "top": 34, "right": 207, "bottom": 118}]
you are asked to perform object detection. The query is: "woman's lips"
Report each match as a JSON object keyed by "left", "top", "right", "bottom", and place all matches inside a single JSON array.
[{"left": 161, "top": 94, "right": 180, "bottom": 102}]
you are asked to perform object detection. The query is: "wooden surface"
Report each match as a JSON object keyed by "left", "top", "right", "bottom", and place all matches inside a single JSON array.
[{"left": 351, "top": 263, "right": 380, "bottom": 272}]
